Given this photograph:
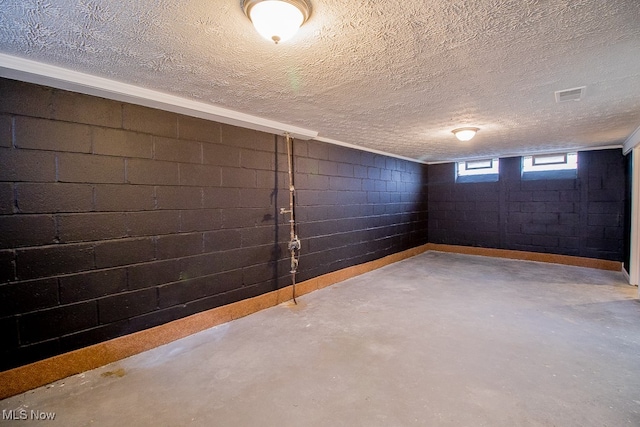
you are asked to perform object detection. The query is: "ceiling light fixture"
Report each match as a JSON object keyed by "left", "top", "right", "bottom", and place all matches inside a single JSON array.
[
  {"left": 452, "top": 127, "right": 479, "bottom": 142},
  {"left": 242, "top": 0, "right": 312, "bottom": 44}
]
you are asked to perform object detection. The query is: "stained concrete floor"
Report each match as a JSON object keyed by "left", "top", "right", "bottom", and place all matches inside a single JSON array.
[{"left": 2, "top": 251, "right": 640, "bottom": 426}]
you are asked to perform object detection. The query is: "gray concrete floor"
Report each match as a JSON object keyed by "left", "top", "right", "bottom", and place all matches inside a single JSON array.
[{"left": 2, "top": 251, "right": 640, "bottom": 426}]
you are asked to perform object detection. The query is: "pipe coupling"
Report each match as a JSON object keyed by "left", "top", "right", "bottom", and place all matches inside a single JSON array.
[{"left": 288, "top": 236, "right": 301, "bottom": 251}]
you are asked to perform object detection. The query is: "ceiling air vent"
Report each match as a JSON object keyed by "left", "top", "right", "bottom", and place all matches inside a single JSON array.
[{"left": 555, "top": 86, "right": 586, "bottom": 103}]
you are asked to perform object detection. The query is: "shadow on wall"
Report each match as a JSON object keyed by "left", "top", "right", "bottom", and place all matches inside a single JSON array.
[{"left": 270, "top": 135, "right": 283, "bottom": 290}]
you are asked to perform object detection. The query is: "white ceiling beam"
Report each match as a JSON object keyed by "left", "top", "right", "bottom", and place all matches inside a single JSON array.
[
  {"left": 0, "top": 53, "right": 318, "bottom": 140},
  {"left": 313, "top": 137, "right": 427, "bottom": 164},
  {"left": 623, "top": 124, "right": 640, "bottom": 155},
  {"left": 426, "top": 145, "right": 623, "bottom": 165},
  {"left": 0, "top": 53, "right": 430, "bottom": 163}
]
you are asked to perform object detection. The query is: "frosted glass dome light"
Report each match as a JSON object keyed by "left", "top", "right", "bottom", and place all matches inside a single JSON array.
[
  {"left": 242, "top": 0, "right": 312, "bottom": 44},
  {"left": 452, "top": 127, "right": 479, "bottom": 141}
]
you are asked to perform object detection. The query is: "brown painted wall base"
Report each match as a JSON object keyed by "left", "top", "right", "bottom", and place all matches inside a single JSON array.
[
  {"left": 427, "top": 244, "right": 622, "bottom": 271},
  {"left": 0, "top": 244, "right": 620, "bottom": 399}
]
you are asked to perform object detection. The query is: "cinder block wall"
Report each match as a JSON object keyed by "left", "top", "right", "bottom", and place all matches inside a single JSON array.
[
  {"left": 428, "top": 151, "right": 627, "bottom": 261},
  {"left": 294, "top": 141, "right": 428, "bottom": 282},
  {"left": 0, "top": 78, "right": 429, "bottom": 371}
]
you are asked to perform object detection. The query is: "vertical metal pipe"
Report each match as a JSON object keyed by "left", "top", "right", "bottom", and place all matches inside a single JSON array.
[{"left": 281, "top": 133, "right": 300, "bottom": 304}]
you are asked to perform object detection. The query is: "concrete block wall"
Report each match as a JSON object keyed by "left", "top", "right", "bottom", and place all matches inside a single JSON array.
[
  {"left": 428, "top": 150, "right": 627, "bottom": 261},
  {"left": 0, "top": 78, "right": 429, "bottom": 371},
  {"left": 293, "top": 141, "right": 428, "bottom": 282}
]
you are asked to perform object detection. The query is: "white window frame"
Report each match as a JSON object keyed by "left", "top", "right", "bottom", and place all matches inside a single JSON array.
[
  {"left": 457, "top": 158, "right": 500, "bottom": 177},
  {"left": 522, "top": 152, "right": 577, "bottom": 173}
]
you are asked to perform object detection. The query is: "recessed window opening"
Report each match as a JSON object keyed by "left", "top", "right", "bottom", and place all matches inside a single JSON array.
[
  {"left": 523, "top": 152, "right": 577, "bottom": 172},
  {"left": 456, "top": 158, "right": 499, "bottom": 183},
  {"left": 522, "top": 152, "right": 577, "bottom": 180}
]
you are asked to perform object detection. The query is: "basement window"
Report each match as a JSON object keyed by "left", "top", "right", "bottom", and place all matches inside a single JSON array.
[
  {"left": 456, "top": 158, "right": 499, "bottom": 183},
  {"left": 522, "top": 152, "right": 577, "bottom": 180}
]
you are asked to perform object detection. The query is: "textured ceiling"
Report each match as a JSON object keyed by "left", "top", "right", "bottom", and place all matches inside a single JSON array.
[{"left": 1, "top": 0, "right": 639, "bottom": 162}]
